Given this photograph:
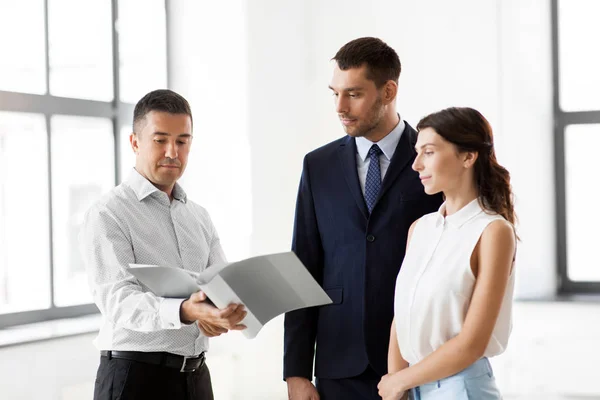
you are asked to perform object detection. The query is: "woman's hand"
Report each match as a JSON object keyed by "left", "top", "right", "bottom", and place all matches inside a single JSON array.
[{"left": 378, "top": 372, "right": 406, "bottom": 400}]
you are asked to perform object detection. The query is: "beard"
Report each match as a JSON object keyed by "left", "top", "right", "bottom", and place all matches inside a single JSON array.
[{"left": 341, "top": 95, "right": 385, "bottom": 138}]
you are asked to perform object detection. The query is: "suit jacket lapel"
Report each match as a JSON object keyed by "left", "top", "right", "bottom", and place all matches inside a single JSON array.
[
  {"left": 337, "top": 136, "right": 369, "bottom": 219},
  {"left": 377, "top": 123, "right": 418, "bottom": 202}
]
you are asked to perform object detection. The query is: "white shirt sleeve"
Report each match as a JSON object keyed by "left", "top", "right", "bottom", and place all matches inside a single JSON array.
[
  {"left": 203, "top": 209, "right": 227, "bottom": 268},
  {"left": 80, "top": 205, "right": 185, "bottom": 332}
]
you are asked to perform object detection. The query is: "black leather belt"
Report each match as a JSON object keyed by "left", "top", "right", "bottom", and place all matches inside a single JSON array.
[{"left": 100, "top": 350, "right": 205, "bottom": 373}]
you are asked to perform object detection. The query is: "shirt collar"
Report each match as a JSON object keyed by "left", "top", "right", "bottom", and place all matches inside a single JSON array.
[
  {"left": 356, "top": 116, "right": 406, "bottom": 162},
  {"left": 435, "top": 198, "right": 484, "bottom": 228},
  {"left": 125, "top": 168, "right": 187, "bottom": 203},
  {"left": 171, "top": 183, "right": 187, "bottom": 203}
]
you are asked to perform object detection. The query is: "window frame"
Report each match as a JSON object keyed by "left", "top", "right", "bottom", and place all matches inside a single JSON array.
[
  {"left": 0, "top": 0, "right": 171, "bottom": 329},
  {"left": 553, "top": 0, "right": 600, "bottom": 293}
]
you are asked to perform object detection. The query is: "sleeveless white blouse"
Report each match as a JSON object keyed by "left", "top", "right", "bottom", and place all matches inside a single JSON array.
[{"left": 394, "top": 198, "right": 515, "bottom": 365}]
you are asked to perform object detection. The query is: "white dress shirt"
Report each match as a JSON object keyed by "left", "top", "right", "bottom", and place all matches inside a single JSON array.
[
  {"left": 393, "top": 199, "right": 515, "bottom": 365},
  {"left": 80, "top": 168, "right": 226, "bottom": 356},
  {"left": 355, "top": 117, "right": 406, "bottom": 195}
]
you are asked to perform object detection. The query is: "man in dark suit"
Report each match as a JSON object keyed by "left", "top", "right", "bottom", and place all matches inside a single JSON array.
[{"left": 284, "top": 37, "right": 443, "bottom": 399}]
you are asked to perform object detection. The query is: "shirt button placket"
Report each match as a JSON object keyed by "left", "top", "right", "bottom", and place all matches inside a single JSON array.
[{"left": 407, "top": 224, "right": 445, "bottom": 361}]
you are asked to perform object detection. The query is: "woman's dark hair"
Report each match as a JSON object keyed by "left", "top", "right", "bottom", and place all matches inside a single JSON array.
[{"left": 417, "top": 107, "right": 516, "bottom": 225}]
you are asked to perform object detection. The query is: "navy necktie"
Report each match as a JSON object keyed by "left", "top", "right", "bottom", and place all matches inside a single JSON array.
[{"left": 365, "top": 144, "right": 383, "bottom": 214}]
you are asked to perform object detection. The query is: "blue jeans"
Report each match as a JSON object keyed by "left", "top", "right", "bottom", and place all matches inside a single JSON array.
[{"left": 410, "top": 358, "right": 502, "bottom": 399}]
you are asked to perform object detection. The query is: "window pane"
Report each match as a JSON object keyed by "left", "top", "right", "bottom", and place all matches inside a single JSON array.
[
  {"left": 51, "top": 116, "right": 115, "bottom": 306},
  {"left": 0, "top": 112, "right": 51, "bottom": 314},
  {"left": 565, "top": 124, "right": 600, "bottom": 281},
  {"left": 119, "top": 126, "right": 135, "bottom": 183},
  {"left": 558, "top": 0, "right": 600, "bottom": 111},
  {"left": 0, "top": 0, "right": 46, "bottom": 94},
  {"left": 48, "top": 0, "right": 113, "bottom": 101},
  {"left": 118, "top": 0, "right": 168, "bottom": 103}
]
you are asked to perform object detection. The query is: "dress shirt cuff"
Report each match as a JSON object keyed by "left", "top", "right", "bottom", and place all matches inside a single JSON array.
[{"left": 159, "top": 298, "right": 186, "bottom": 330}]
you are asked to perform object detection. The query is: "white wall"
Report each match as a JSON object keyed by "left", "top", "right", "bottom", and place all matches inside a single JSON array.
[
  {"left": 169, "top": 0, "right": 555, "bottom": 395},
  {"left": 239, "top": 0, "right": 555, "bottom": 297},
  {"left": 170, "top": 0, "right": 555, "bottom": 396},
  {"left": 167, "top": 0, "right": 556, "bottom": 297},
  {"left": 497, "top": 0, "right": 556, "bottom": 298},
  {"left": 168, "top": 0, "right": 253, "bottom": 263},
  {"left": 0, "top": 1, "right": 558, "bottom": 400}
]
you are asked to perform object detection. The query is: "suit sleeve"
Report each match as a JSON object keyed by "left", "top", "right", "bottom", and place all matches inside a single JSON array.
[{"left": 283, "top": 155, "right": 324, "bottom": 380}]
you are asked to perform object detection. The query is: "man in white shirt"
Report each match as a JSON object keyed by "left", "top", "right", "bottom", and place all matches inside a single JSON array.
[{"left": 80, "top": 89, "right": 246, "bottom": 400}]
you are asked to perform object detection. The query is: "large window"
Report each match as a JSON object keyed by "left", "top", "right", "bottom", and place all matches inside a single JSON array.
[
  {"left": 0, "top": 0, "right": 169, "bottom": 328},
  {"left": 554, "top": 0, "right": 600, "bottom": 292}
]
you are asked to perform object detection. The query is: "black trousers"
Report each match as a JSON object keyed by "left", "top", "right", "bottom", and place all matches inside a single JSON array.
[
  {"left": 316, "top": 365, "right": 382, "bottom": 400},
  {"left": 93, "top": 355, "right": 214, "bottom": 400}
]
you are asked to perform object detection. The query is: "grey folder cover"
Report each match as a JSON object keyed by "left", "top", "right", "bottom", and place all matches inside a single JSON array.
[{"left": 129, "top": 251, "right": 332, "bottom": 339}]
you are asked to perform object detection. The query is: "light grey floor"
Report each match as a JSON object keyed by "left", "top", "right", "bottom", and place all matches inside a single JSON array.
[
  {"left": 1, "top": 301, "right": 599, "bottom": 399},
  {"left": 207, "top": 301, "right": 600, "bottom": 399}
]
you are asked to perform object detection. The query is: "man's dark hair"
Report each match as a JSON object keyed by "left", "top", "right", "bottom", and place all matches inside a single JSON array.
[
  {"left": 332, "top": 37, "right": 401, "bottom": 88},
  {"left": 133, "top": 89, "right": 193, "bottom": 132}
]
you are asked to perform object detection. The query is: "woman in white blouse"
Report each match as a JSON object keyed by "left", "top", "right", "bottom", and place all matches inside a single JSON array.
[{"left": 377, "top": 107, "right": 516, "bottom": 400}]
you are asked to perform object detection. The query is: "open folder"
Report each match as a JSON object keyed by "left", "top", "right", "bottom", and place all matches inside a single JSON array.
[{"left": 128, "top": 251, "right": 332, "bottom": 339}]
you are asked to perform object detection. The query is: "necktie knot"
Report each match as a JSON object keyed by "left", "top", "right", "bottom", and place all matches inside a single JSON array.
[{"left": 368, "top": 144, "right": 383, "bottom": 158}]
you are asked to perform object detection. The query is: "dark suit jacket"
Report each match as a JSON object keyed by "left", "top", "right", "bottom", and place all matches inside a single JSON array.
[{"left": 283, "top": 122, "right": 443, "bottom": 380}]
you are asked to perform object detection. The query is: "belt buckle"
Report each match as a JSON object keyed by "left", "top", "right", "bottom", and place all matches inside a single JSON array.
[{"left": 180, "top": 356, "right": 193, "bottom": 373}]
